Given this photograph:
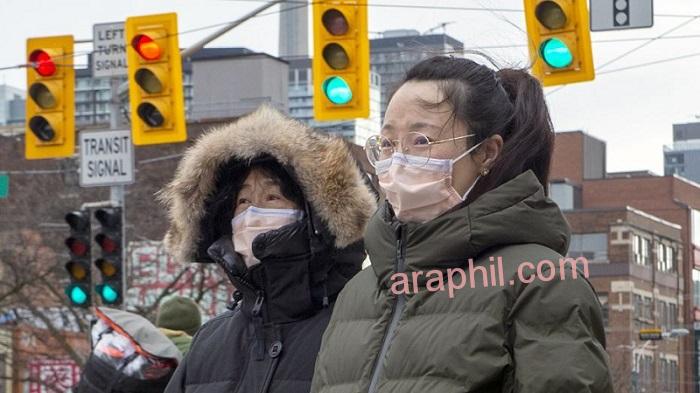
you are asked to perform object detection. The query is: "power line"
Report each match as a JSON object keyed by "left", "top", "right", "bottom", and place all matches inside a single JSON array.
[
  {"left": 546, "top": 14, "right": 700, "bottom": 96},
  {"left": 224, "top": 0, "right": 700, "bottom": 18},
  {"left": 2, "top": 1, "right": 700, "bottom": 73}
]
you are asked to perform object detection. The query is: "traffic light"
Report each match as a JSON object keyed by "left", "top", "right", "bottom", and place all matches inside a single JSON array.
[
  {"left": 312, "top": 0, "right": 370, "bottom": 121},
  {"left": 25, "top": 35, "right": 75, "bottom": 159},
  {"left": 94, "top": 208, "right": 123, "bottom": 305},
  {"left": 64, "top": 210, "right": 91, "bottom": 307},
  {"left": 523, "top": 0, "right": 594, "bottom": 86},
  {"left": 125, "top": 13, "right": 186, "bottom": 146}
]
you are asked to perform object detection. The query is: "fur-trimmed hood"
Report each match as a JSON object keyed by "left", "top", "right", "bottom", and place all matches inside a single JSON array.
[{"left": 157, "top": 105, "right": 377, "bottom": 263}]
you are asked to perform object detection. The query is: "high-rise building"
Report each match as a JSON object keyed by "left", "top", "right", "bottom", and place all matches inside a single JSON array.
[
  {"left": 278, "top": 1, "right": 308, "bottom": 59},
  {"left": 287, "top": 57, "right": 381, "bottom": 146},
  {"left": 665, "top": 122, "right": 700, "bottom": 184},
  {"left": 0, "top": 84, "right": 25, "bottom": 126},
  {"left": 370, "top": 30, "right": 464, "bottom": 120}
]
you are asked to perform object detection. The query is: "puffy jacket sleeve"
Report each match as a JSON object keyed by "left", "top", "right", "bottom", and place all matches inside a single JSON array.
[
  {"left": 507, "top": 264, "right": 614, "bottom": 393},
  {"left": 164, "top": 348, "right": 188, "bottom": 393}
]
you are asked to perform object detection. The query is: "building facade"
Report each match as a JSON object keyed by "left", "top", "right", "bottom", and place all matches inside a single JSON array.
[
  {"left": 550, "top": 130, "right": 700, "bottom": 393},
  {"left": 370, "top": 30, "right": 464, "bottom": 120},
  {"left": 287, "top": 57, "right": 381, "bottom": 146},
  {"left": 665, "top": 122, "right": 700, "bottom": 184}
]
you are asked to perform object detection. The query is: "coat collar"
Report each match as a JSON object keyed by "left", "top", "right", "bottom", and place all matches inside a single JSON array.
[{"left": 367, "top": 170, "right": 570, "bottom": 289}]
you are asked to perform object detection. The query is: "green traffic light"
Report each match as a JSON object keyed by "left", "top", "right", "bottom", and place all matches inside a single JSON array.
[
  {"left": 322, "top": 76, "right": 352, "bottom": 105},
  {"left": 98, "top": 284, "right": 119, "bottom": 304},
  {"left": 67, "top": 285, "right": 88, "bottom": 305},
  {"left": 540, "top": 38, "right": 573, "bottom": 69}
]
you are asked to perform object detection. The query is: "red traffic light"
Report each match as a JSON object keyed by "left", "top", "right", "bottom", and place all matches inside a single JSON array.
[
  {"left": 132, "top": 34, "right": 162, "bottom": 61},
  {"left": 66, "top": 237, "right": 89, "bottom": 257},
  {"left": 29, "top": 49, "right": 57, "bottom": 77},
  {"left": 95, "top": 234, "right": 119, "bottom": 254}
]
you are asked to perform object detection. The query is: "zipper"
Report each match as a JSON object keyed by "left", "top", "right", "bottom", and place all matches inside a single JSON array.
[
  {"left": 259, "top": 340, "right": 282, "bottom": 393},
  {"left": 252, "top": 290, "right": 266, "bottom": 361},
  {"left": 367, "top": 224, "right": 407, "bottom": 393}
]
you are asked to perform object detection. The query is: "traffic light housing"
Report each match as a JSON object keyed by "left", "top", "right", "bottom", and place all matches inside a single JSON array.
[
  {"left": 523, "top": 0, "right": 594, "bottom": 86},
  {"left": 25, "top": 35, "right": 75, "bottom": 159},
  {"left": 125, "top": 13, "right": 186, "bottom": 146},
  {"left": 64, "top": 210, "right": 91, "bottom": 307},
  {"left": 94, "top": 208, "right": 123, "bottom": 305},
  {"left": 312, "top": 0, "right": 370, "bottom": 121}
]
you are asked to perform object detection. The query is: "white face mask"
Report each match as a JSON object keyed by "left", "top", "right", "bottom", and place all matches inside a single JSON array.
[
  {"left": 376, "top": 141, "right": 484, "bottom": 224},
  {"left": 231, "top": 206, "right": 304, "bottom": 268}
]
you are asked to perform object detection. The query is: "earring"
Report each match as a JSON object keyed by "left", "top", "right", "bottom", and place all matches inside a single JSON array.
[{"left": 481, "top": 167, "right": 490, "bottom": 176}]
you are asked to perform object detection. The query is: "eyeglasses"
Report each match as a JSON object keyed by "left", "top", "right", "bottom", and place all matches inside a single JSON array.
[{"left": 364, "top": 131, "right": 475, "bottom": 167}]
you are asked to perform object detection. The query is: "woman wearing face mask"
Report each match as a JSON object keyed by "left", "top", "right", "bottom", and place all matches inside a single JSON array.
[
  {"left": 160, "top": 105, "right": 376, "bottom": 393},
  {"left": 311, "top": 56, "right": 614, "bottom": 393}
]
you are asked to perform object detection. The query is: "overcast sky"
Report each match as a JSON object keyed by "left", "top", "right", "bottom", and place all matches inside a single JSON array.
[{"left": 2, "top": 0, "right": 700, "bottom": 174}]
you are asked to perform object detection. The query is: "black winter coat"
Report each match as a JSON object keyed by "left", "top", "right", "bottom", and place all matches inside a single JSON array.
[
  {"left": 160, "top": 106, "right": 376, "bottom": 393},
  {"left": 165, "top": 229, "right": 364, "bottom": 393}
]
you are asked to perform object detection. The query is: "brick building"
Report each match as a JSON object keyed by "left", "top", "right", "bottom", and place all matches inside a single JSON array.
[{"left": 551, "top": 130, "right": 700, "bottom": 393}]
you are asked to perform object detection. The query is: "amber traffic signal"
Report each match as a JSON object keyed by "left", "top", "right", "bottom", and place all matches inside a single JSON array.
[
  {"left": 523, "top": 0, "right": 594, "bottom": 86},
  {"left": 312, "top": 1, "right": 370, "bottom": 121},
  {"left": 25, "top": 35, "right": 75, "bottom": 159},
  {"left": 125, "top": 13, "right": 186, "bottom": 145}
]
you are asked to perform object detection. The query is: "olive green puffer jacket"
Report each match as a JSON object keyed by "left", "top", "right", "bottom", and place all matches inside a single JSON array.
[{"left": 311, "top": 170, "right": 614, "bottom": 393}]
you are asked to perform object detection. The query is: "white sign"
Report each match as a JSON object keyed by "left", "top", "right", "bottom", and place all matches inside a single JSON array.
[
  {"left": 590, "top": 0, "right": 653, "bottom": 31},
  {"left": 80, "top": 130, "right": 134, "bottom": 187},
  {"left": 93, "top": 22, "right": 127, "bottom": 78}
]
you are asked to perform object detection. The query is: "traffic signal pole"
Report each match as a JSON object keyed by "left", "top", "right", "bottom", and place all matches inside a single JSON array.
[{"left": 109, "top": 76, "right": 127, "bottom": 310}]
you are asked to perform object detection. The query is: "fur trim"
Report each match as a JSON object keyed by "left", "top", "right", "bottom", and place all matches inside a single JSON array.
[{"left": 157, "top": 105, "right": 377, "bottom": 263}]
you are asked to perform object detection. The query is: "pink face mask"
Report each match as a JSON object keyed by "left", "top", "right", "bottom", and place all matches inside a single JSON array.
[
  {"left": 376, "top": 141, "right": 483, "bottom": 224},
  {"left": 232, "top": 206, "right": 304, "bottom": 267}
]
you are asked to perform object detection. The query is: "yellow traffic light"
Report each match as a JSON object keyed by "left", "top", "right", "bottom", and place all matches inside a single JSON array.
[
  {"left": 25, "top": 35, "right": 75, "bottom": 160},
  {"left": 312, "top": 0, "right": 369, "bottom": 121},
  {"left": 125, "top": 13, "right": 186, "bottom": 146},
  {"left": 523, "top": 0, "right": 594, "bottom": 86}
]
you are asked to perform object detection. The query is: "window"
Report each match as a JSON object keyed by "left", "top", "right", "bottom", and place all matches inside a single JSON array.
[
  {"left": 694, "top": 270, "right": 700, "bottom": 308},
  {"left": 635, "top": 354, "right": 654, "bottom": 390},
  {"left": 658, "top": 243, "right": 676, "bottom": 273},
  {"left": 643, "top": 296, "right": 653, "bottom": 320},
  {"left": 660, "top": 358, "right": 668, "bottom": 393},
  {"left": 550, "top": 182, "right": 576, "bottom": 210},
  {"left": 598, "top": 293, "right": 608, "bottom": 327},
  {"left": 671, "top": 360, "right": 678, "bottom": 393},
  {"left": 568, "top": 233, "right": 608, "bottom": 261},
  {"left": 669, "top": 303, "right": 678, "bottom": 329},
  {"left": 634, "top": 235, "right": 651, "bottom": 265},
  {"left": 658, "top": 300, "right": 667, "bottom": 329},
  {"left": 692, "top": 209, "right": 700, "bottom": 247}
]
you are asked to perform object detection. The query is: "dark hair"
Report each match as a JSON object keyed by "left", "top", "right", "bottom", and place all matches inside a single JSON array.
[
  {"left": 202, "top": 157, "right": 305, "bottom": 248},
  {"left": 394, "top": 55, "right": 555, "bottom": 202}
]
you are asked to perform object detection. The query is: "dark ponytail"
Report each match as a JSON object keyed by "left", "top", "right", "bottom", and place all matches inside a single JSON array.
[{"left": 395, "top": 56, "right": 555, "bottom": 203}]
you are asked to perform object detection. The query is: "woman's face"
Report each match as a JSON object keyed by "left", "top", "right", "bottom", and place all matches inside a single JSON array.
[
  {"left": 233, "top": 168, "right": 298, "bottom": 216},
  {"left": 382, "top": 80, "right": 480, "bottom": 196}
]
